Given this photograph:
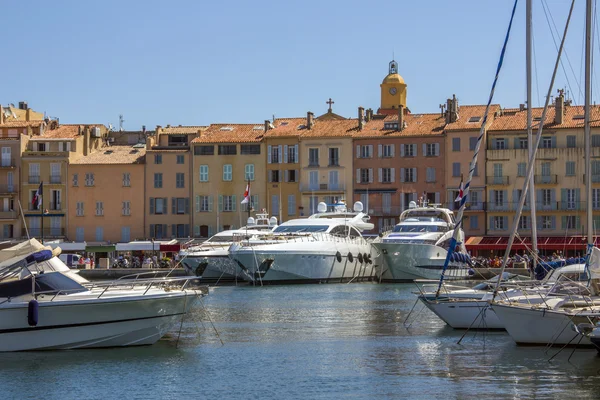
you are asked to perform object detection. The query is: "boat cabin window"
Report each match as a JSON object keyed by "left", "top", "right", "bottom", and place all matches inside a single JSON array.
[
  {"left": 206, "top": 236, "right": 234, "bottom": 243},
  {"left": 329, "top": 226, "right": 349, "bottom": 237},
  {"left": 349, "top": 227, "right": 361, "bottom": 239},
  {"left": 392, "top": 225, "right": 448, "bottom": 233},
  {"left": 273, "top": 225, "right": 328, "bottom": 233}
]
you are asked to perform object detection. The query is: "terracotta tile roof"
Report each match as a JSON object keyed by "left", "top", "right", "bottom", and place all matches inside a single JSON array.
[
  {"left": 0, "top": 120, "right": 45, "bottom": 128},
  {"left": 488, "top": 105, "right": 600, "bottom": 132},
  {"left": 299, "top": 119, "right": 363, "bottom": 138},
  {"left": 352, "top": 113, "right": 446, "bottom": 138},
  {"left": 445, "top": 105, "right": 500, "bottom": 131},
  {"left": 161, "top": 125, "right": 207, "bottom": 135},
  {"left": 71, "top": 145, "right": 146, "bottom": 165},
  {"left": 36, "top": 125, "right": 80, "bottom": 139},
  {"left": 191, "top": 123, "right": 265, "bottom": 144},
  {"left": 264, "top": 118, "right": 307, "bottom": 138}
]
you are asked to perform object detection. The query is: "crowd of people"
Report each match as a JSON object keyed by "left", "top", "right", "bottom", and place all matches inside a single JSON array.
[{"left": 472, "top": 251, "right": 570, "bottom": 269}]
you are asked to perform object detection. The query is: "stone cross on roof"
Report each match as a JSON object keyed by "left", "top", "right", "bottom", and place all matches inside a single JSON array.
[{"left": 326, "top": 98, "right": 335, "bottom": 113}]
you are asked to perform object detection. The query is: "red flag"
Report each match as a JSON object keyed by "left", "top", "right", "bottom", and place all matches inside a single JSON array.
[
  {"left": 241, "top": 182, "right": 250, "bottom": 204},
  {"left": 454, "top": 178, "right": 464, "bottom": 202}
]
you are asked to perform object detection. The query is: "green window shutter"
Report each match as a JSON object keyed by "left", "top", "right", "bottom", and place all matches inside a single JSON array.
[
  {"left": 218, "top": 195, "right": 223, "bottom": 212},
  {"left": 149, "top": 198, "right": 155, "bottom": 215},
  {"left": 232, "top": 195, "right": 236, "bottom": 211}
]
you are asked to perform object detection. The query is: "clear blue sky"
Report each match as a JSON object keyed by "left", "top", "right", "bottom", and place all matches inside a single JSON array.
[{"left": 3, "top": 0, "right": 594, "bottom": 130}]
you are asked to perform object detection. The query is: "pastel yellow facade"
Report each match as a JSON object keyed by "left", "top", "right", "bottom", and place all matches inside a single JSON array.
[
  {"left": 265, "top": 133, "right": 301, "bottom": 221},
  {"left": 380, "top": 60, "right": 407, "bottom": 111}
]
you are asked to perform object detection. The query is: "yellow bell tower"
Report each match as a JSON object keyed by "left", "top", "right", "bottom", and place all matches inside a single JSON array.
[{"left": 380, "top": 60, "right": 407, "bottom": 110}]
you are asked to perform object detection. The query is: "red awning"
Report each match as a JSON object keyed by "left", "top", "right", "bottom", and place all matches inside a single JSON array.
[
  {"left": 159, "top": 244, "right": 181, "bottom": 252},
  {"left": 466, "top": 236, "right": 599, "bottom": 251}
]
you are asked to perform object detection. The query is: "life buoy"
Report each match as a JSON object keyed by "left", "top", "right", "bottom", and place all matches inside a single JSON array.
[
  {"left": 336, "top": 251, "right": 342, "bottom": 263},
  {"left": 357, "top": 253, "right": 364, "bottom": 263},
  {"left": 28, "top": 299, "right": 38, "bottom": 327},
  {"left": 363, "top": 253, "right": 369, "bottom": 264},
  {"left": 347, "top": 252, "right": 354, "bottom": 263}
]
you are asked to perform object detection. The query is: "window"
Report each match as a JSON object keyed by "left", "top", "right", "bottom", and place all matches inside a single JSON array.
[
  {"left": 494, "top": 138, "right": 506, "bottom": 149},
  {"left": 566, "top": 161, "right": 575, "bottom": 176},
  {"left": 565, "top": 188, "right": 577, "bottom": 210},
  {"left": 592, "top": 135, "right": 600, "bottom": 147},
  {"left": 287, "top": 145, "right": 297, "bottom": 163},
  {"left": 85, "top": 173, "right": 94, "bottom": 186},
  {"left": 382, "top": 193, "right": 391, "bottom": 213},
  {"left": 95, "top": 227, "right": 103, "bottom": 241},
  {"left": 382, "top": 144, "right": 394, "bottom": 157},
  {"left": 309, "top": 148, "right": 319, "bottom": 166},
  {"left": 452, "top": 137, "right": 460, "bottom": 151},
  {"left": 121, "top": 226, "right": 130, "bottom": 242},
  {"left": 245, "top": 164, "right": 255, "bottom": 181},
  {"left": 565, "top": 215, "right": 578, "bottom": 230},
  {"left": 360, "top": 168, "right": 370, "bottom": 184},
  {"left": 425, "top": 143, "right": 437, "bottom": 156},
  {"left": 469, "top": 137, "right": 477, "bottom": 151},
  {"left": 269, "top": 170, "right": 280, "bottom": 183},
  {"left": 382, "top": 168, "right": 392, "bottom": 183},
  {"left": 404, "top": 168, "right": 416, "bottom": 183},
  {"left": 195, "top": 145, "right": 214, "bottom": 155},
  {"left": 518, "top": 216, "right": 530, "bottom": 230},
  {"left": 593, "top": 189, "right": 600, "bottom": 209},
  {"left": 470, "top": 215, "right": 479, "bottom": 229},
  {"left": 223, "top": 165, "right": 232, "bottom": 181},
  {"left": 122, "top": 201, "right": 131, "bottom": 216},
  {"left": 150, "top": 198, "right": 167, "bottom": 215},
  {"left": 123, "top": 173, "right": 131, "bottom": 187},
  {"left": 404, "top": 144, "right": 415, "bottom": 157},
  {"left": 29, "top": 163, "right": 40, "bottom": 184},
  {"left": 519, "top": 138, "right": 528, "bottom": 149},
  {"left": 541, "top": 137, "right": 553, "bottom": 149},
  {"left": 176, "top": 155, "right": 184, "bottom": 164},
  {"left": 517, "top": 163, "right": 526, "bottom": 177},
  {"left": 199, "top": 165, "right": 209, "bottom": 182},
  {"left": 154, "top": 154, "right": 162, "bottom": 164},
  {"left": 541, "top": 216, "right": 553, "bottom": 230},
  {"left": 218, "top": 145, "right": 237, "bottom": 155},
  {"left": 197, "top": 195, "right": 211, "bottom": 212},
  {"left": 154, "top": 173, "right": 163, "bottom": 188},
  {"left": 286, "top": 169, "right": 298, "bottom": 182},
  {"left": 426, "top": 167, "right": 436, "bottom": 182},
  {"left": 271, "top": 195, "right": 279, "bottom": 217},
  {"left": 360, "top": 145, "right": 373, "bottom": 158},
  {"left": 223, "top": 195, "right": 234, "bottom": 212},
  {"left": 542, "top": 189, "right": 552, "bottom": 206},
  {"left": 95, "top": 201, "right": 104, "bottom": 216},
  {"left": 494, "top": 190, "right": 504, "bottom": 207},
  {"left": 270, "top": 145, "right": 281, "bottom": 163},
  {"left": 329, "top": 148, "right": 339, "bottom": 166},
  {"left": 452, "top": 163, "right": 460, "bottom": 177},
  {"left": 36, "top": 143, "right": 46, "bottom": 152},
  {"left": 241, "top": 144, "right": 261, "bottom": 155},
  {"left": 73, "top": 173, "right": 78, "bottom": 187},
  {"left": 176, "top": 173, "right": 185, "bottom": 188},
  {"left": 493, "top": 216, "right": 506, "bottom": 230},
  {"left": 288, "top": 195, "right": 296, "bottom": 216},
  {"left": 76, "top": 202, "right": 84, "bottom": 216},
  {"left": 174, "top": 197, "right": 188, "bottom": 214},
  {"left": 567, "top": 135, "right": 576, "bottom": 148},
  {"left": 329, "top": 170, "right": 339, "bottom": 189}
]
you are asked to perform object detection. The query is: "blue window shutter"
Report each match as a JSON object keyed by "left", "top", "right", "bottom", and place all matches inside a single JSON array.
[
  {"left": 489, "top": 216, "right": 494, "bottom": 231},
  {"left": 504, "top": 139, "right": 509, "bottom": 149},
  {"left": 232, "top": 195, "right": 236, "bottom": 211},
  {"left": 208, "top": 196, "right": 213, "bottom": 212},
  {"left": 502, "top": 190, "right": 508, "bottom": 209},
  {"left": 551, "top": 136, "right": 557, "bottom": 148},
  {"left": 561, "top": 216, "right": 566, "bottom": 229},
  {"left": 149, "top": 198, "right": 155, "bottom": 215},
  {"left": 162, "top": 225, "right": 167, "bottom": 238},
  {"left": 185, "top": 198, "right": 190, "bottom": 214},
  {"left": 536, "top": 216, "right": 542, "bottom": 230},
  {"left": 171, "top": 224, "right": 176, "bottom": 238},
  {"left": 513, "top": 189, "right": 519, "bottom": 204},
  {"left": 551, "top": 189, "right": 557, "bottom": 210},
  {"left": 575, "top": 188, "right": 581, "bottom": 209},
  {"left": 163, "top": 198, "right": 168, "bottom": 214},
  {"left": 150, "top": 224, "right": 155, "bottom": 237},
  {"left": 561, "top": 189, "right": 567, "bottom": 210},
  {"left": 184, "top": 224, "right": 190, "bottom": 237},
  {"left": 551, "top": 216, "right": 556, "bottom": 230},
  {"left": 172, "top": 198, "right": 176, "bottom": 214},
  {"left": 514, "top": 138, "right": 520, "bottom": 149},
  {"left": 503, "top": 216, "right": 508, "bottom": 230},
  {"left": 535, "top": 189, "right": 542, "bottom": 208},
  {"left": 576, "top": 216, "right": 581, "bottom": 230},
  {"left": 218, "top": 195, "right": 223, "bottom": 212}
]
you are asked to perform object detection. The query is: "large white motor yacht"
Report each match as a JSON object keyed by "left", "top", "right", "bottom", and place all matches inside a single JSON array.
[
  {"left": 0, "top": 239, "right": 207, "bottom": 351},
  {"left": 179, "top": 213, "right": 277, "bottom": 282},
  {"left": 228, "top": 201, "right": 376, "bottom": 284},
  {"left": 372, "top": 201, "right": 470, "bottom": 282}
]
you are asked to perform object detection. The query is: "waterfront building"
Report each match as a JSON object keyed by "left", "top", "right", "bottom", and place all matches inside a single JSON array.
[
  {"left": 20, "top": 122, "right": 107, "bottom": 240},
  {"left": 191, "top": 123, "right": 265, "bottom": 236},
  {"left": 145, "top": 125, "right": 201, "bottom": 239},
  {"left": 444, "top": 101, "right": 497, "bottom": 237},
  {"left": 264, "top": 118, "right": 304, "bottom": 221},
  {"left": 68, "top": 144, "right": 146, "bottom": 243},
  {"left": 469, "top": 92, "right": 600, "bottom": 255}
]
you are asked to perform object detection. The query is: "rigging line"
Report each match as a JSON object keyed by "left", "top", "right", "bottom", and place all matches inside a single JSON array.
[
  {"left": 541, "top": 0, "right": 580, "bottom": 101},
  {"left": 533, "top": 27, "right": 542, "bottom": 107},
  {"left": 436, "top": 0, "right": 520, "bottom": 297}
]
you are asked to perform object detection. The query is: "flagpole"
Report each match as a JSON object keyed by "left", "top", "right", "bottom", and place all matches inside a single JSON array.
[{"left": 40, "top": 181, "right": 44, "bottom": 244}]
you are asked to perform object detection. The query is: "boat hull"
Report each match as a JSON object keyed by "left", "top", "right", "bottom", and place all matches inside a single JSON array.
[
  {"left": 420, "top": 298, "right": 504, "bottom": 329},
  {"left": 0, "top": 291, "right": 200, "bottom": 351},
  {"left": 373, "top": 242, "right": 469, "bottom": 282},
  {"left": 181, "top": 251, "right": 248, "bottom": 282}
]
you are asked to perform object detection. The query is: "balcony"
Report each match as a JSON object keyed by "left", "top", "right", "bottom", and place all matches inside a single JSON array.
[
  {"left": 559, "top": 201, "right": 587, "bottom": 211},
  {"left": 21, "top": 228, "right": 65, "bottom": 238},
  {"left": 583, "top": 174, "right": 600, "bottom": 183},
  {"left": 0, "top": 184, "right": 16, "bottom": 194},
  {"left": 0, "top": 158, "right": 15, "bottom": 168},
  {"left": 49, "top": 202, "right": 62, "bottom": 211},
  {"left": 308, "top": 160, "right": 320, "bottom": 167},
  {"left": 486, "top": 176, "right": 510, "bottom": 185},
  {"left": 49, "top": 175, "right": 62, "bottom": 184},
  {"left": 28, "top": 175, "right": 40, "bottom": 184},
  {"left": 534, "top": 175, "right": 558, "bottom": 184},
  {"left": 0, "top": 211, "right": 17, "bottom": 219},
  {"left": 445, "top": 202, "right": 487, "bottom": 212},
  {"left": 300, "top": 183, "right": 346, "bottom": 192},
  {"left": 328, "top": 158, "right": 340, "bottom": 167}
]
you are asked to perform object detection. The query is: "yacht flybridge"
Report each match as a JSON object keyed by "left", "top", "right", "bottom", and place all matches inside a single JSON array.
[
  {"left": 372, "top": 200, "right": 471, "bottom": 282},
  {"left": 229, "top": 201, "right": 377, "bottom": 284}
]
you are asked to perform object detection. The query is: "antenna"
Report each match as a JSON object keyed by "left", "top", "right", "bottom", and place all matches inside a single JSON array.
[{"left": 119, "top": 114, "right": 124, "bottom": 132}]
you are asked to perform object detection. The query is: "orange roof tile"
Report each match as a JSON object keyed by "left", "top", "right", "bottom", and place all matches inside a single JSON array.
[
  {"left": 71, "top": 145, "right": 146, "bottom": 165},
  {"left": 445, "top": 105, "right": 500, "bottom": 132},
  {"left": 36, "top": 125, "right": 80, "bottom": 139},
  {"left": 264, "top": 118, "right": 307, "bottom": 138},
  {"left": 352, "top": 113, "right": 446, "bottom": 138},
  {"left": 191, "top": 123, "right": 265, "bottom": 144},
  {"left": 0, "top": 120, "right": 45, "bottom": 128},
  {"left": 161, "top": 125, "right": 207, "bottom": 135},
  {"left": 488, "top": 105, "right": 600, "bottom": 132}
]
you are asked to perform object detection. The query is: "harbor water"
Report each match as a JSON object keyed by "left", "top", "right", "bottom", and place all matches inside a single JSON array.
[{"left": 2, "top": 283, "right": 600, "bottom": 399}]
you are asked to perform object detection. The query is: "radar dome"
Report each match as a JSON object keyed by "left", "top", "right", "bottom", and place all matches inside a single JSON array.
[
  {"left": 246, "top": 217, "right": 255, "bottom": 226},
  {"left": 409, "top": 201, "right": 417, "bottom": 209},
  {"left": 353, "top": 201, "right": 364, "bottom": 212},
  {"left": 317, "top": 202, "right": 328, "bottom": 213},
  {"left": 269, "top": 216, "right": 278, "bottom": 226}
]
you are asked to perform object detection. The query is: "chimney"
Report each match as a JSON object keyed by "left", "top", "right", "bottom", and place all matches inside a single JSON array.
[
  {"left": 446, "top": 98, "right": 452, "bottom": 124},
  {"left": 0, "top": 106, "right": 3, "bottom": 125},
  {"left": 397, "top": 105, "right": 404, "bottom": 132},
  {"left": 519, "top": 103, "right": 526, "bottom": 112},
  {"left": 83, "top": 126, "right": 89, "bottom": 156},
  {"left": 450, "top": 94, "right": 459, "bottom": 123},
  {"left": 264, "top": 119, "right": 271, "bottom": 133},
  {"left": 358, "top": 107, "right": 365, "bottom": 130},
  {"left": 307, "top": 112, "right": 314, "bottom": 129},
  {"left": 18, "top": 101, "right": 27, "bottom": 110},
  {"left": 554, "top": 90, "right": 564, "bottom": 124},
  {"left": 367, "top": 108, "right": 374, "bottom": 122}
]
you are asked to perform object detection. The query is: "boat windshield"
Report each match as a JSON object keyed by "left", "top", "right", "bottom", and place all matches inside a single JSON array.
[
  {"left": 206, "top": 236, "right": 235, "bottom": 243},
  {"left": 392, "top": 225, "right": 447, "bottom": 233},
  {"left": 273, "top": 225, "right": 329, "bottom": 233}
]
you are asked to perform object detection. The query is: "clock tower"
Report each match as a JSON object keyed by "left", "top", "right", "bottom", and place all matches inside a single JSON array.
[{"left": 380, "top": 60, "right": 407, "bottom": 111}]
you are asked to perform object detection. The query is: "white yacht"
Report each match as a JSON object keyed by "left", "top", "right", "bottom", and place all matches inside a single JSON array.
[
  {"left": 179, "top": 213, "right": 277, "bottom": 281},
  {"left": 372, "top": 201, "right": 470, "bottom": 282},
  {"left": 228, "top": 201, "right": 376, "bottom": 284},
  {"left": 0, "top": 239, "right": 207, "bottom": 351}
]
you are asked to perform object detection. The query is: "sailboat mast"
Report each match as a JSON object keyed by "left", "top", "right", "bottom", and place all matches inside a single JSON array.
[
  {"left": 526, "top": 0, "right": 538, "bottom": 274},
  {"left": 585, "top": 0, "right": 593, "bottom": 253}
]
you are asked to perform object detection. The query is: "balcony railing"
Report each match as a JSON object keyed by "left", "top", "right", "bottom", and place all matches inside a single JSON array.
[
  {"left": 559, "top": 201, "right": 587, "bottom": 211},
  {"left": 445, "top": 202, "right": 487, "bottom": 211},
  {"left": 486, "top": 176, "right": 510, "bottom": 185},
  {"left": 0, "top": 158, "right": 15, "bottom": 168},
  {"left": 49, "top": 175, "right": 62, "bottom": 184},
  {"left": 28, "top": 175, "right": 40, "bottom": 184},
  {"left": 534, "top": 175, "right": 558, "bottom": 184},
  {"left": 483, "top": 201, "right": 588, "bottom": 212},
  {"left": 0, "top": 211, "right": 17, "bottom": 219},
  {"left": 49, "top": 202, "right": 62, "bottom": 211},
  {"left": 583, "top": 174, "right": 600, "bottom": 183},
  {"left": 0, "top": 184, "right": 15, "bottom": 193},
  {"left": 308, "top": 159, "right": 319, "bottom": 167},
  {"left": 300, "top": 183, "right": 346, "bottom": 192},
  {"left": 22, "top": 228, "right": 65, "bottom": 238},
  {"left": 328, "top": 159, "right": 339, "bottom": 167}
]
